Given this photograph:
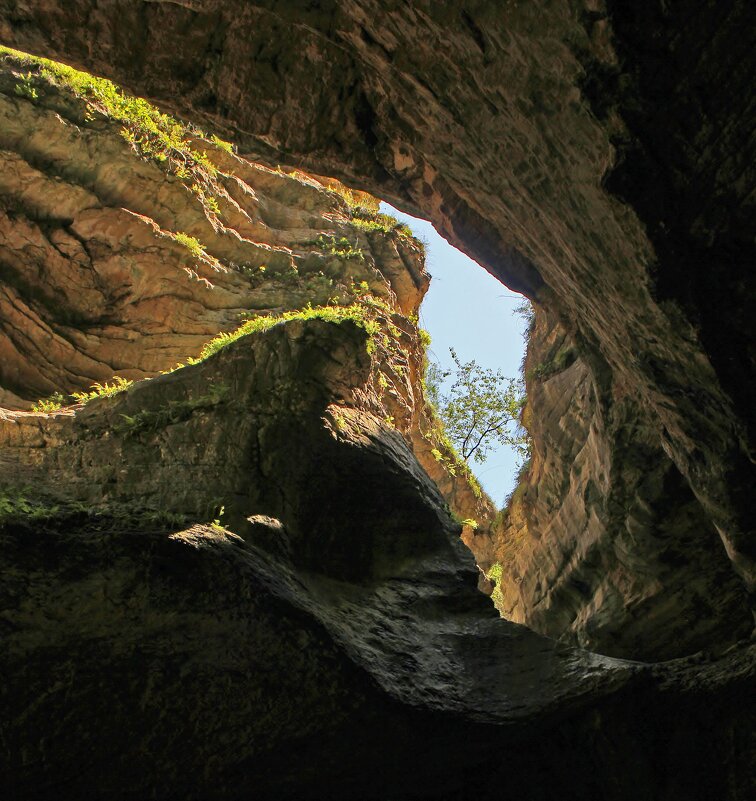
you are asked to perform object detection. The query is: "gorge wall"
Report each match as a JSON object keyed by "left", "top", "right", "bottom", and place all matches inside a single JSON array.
[
  {"left": 0, "top": 3, "right": 754, "bottom": 799},
  {"left": 478, "top": 306, "right": 752, "bottom": 660},
  {"left": 1, "top": 0, "right": 751, "bottom": 626}
]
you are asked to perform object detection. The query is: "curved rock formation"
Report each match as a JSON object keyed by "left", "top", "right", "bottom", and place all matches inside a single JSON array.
[
  {"left": 1, "top": 0, "right": 751, "bottom": 619},
  {"left": 0, "top": 3, "right": 754, "bottom": 798},
  {"left": 2, "top": 310, "right": 753, "bottom": 801}
]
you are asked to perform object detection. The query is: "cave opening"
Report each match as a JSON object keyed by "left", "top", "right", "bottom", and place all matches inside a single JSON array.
[
  {"left": 1, "top": 3, "right": 754, "bottom": 796},
  {"left": 378, "top": 201, "right": 530, "bottom": 508}
]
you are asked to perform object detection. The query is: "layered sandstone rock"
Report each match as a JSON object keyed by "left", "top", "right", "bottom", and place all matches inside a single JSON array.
[
  {"left": 0, "top": 50, "right": 491, "bottom": 530},
  {"left": 0, "top": 56, "right": 428, "bottom": 406},
  {"left": 0, "top": 3, "right": 754, "bottom": 798},
  {"left": 1, "top": 0, "right": 750, "bottom": 626},
  {"left": 2, "top": 310, "right": 753, "bottom": 801}
]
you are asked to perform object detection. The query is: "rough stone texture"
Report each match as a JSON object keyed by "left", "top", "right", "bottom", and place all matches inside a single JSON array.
[
  {"left": 2, "top": 322, "right": 754, "bottom": 800},
  {"left": 0, "top": 2, "right": 754, "bottom": 798},
  {"left": 0, "top": 49, "right": 493, "bottom": 538},
  {"left": 478, "top": 307, "right": 752, "bottom": 660},
  {"left": 0, "top": 0, "right": 751, "bottom": 620},
  {"left": 0, "top": 59, "right": 428, "bottom": 406}
]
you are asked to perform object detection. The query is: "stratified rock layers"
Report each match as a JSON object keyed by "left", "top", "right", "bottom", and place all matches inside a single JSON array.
[
  {"left": 2, "top": 318, "right": 754, "bottom": 801},
  {"left": 0, "top": 3, "right": 754, "bottom": 799},
  {"left": 1, "top": 0, "right": 751, "bottom": 649},
  {"left": 0, "top": 60, "right": 427, "bottom": 406}
]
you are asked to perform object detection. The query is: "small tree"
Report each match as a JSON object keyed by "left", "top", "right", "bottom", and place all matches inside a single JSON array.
[{"left": 428, "top": 348, "right": 529, "bottom": 465}]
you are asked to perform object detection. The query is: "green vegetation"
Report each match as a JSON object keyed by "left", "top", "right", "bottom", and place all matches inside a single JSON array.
[
  {"left": 173, "top": 232, "right": 206, "bottom": 259},
  {"left": 325, "top": 182, "right": 381, "bottom": 214},
  {"left": 350, "top": 213, "right": 415, "bottom": 240},
  {"left": 116, "top": 384, "right": 229, "bottom": 438},
  {"left": 502, "top": 457, "right": 532, "bottom": 510},
  {"left": 0, "top": 46, "right": 230, "bottom": 216},
  {"left": 14, "top": 70, "right": 38, "bottom": 99},
  {"left": 514, "top": 298, "right": 535, "bottom": 335},
  {"left": 0, "top": 493, "right": 61, "bottom": 523},
  {"left": 426, "top": 348, "right": 529, "bottom": 465},
  {"left": 72, "top": 376, "right": 133, "bottom": 404},
  {"left": 529, "top": 344, "right": 576, "bottom": 380},
  {"left": 486, "top": 562, "right": 505, "bottom": 609},
  {"left": 426, "top": 416, "right": 483, "bottom": 499},
  {"left": 194, "top": 302, "right": 383, "bottom": 362},
  {"left": 210, "top": 135, "right": 234, "bottom": 154},
  {"left": 210, "top": 505, "right": 226, "bottom": 530},
  {"left": 31, "top": 392, "right": 67, "bottom": 413},
  {"left": 0, "top": 490, "right": 190, "bottom": 530},
  {"left": 170, "top": 231, "right": 223, "bottom": 270},
  {"left": 31, "top": 377, "right": 133, "bottom": 412},
  {"left": 315, "top": 234, "right": 364, "bottom": 261}
]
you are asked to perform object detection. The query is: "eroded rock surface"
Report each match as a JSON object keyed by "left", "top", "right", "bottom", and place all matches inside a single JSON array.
[
  {"left": 476, "top": 307, "right": 752, "bottom": 660},
  {"left": 2, "top": 319, "right": 753, "bottom": 801},
  {"left": 0, "top": 58, "right": 427, "bottom": 406},
  {"left": 1, "top": 0, "right": 751, "bottom": 623},
  {"left": 0, "top": 3, "right": 754, "bottom": 798}
]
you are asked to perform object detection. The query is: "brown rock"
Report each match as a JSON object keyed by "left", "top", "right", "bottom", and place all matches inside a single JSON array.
[{"left": 0, "top": 4, "right": 754, "bottom": 798}]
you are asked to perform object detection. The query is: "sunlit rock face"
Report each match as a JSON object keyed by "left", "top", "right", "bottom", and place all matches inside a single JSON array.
[
  {"left": 0, "top": 61, "right": 429, "bottom": 407},
  {"left": 0, "top": 2, "right": 754, "bottom": 799},
  {"left": 1, "top": 0, "right": 751, "bottom": 623}
]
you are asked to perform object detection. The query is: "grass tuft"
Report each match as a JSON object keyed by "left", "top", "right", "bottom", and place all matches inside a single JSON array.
[{"left": 72, "top": 376, "right": 133, "bottom": 404}]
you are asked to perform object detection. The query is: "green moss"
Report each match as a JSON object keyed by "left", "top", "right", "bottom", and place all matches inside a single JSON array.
[
  {"left": 486, "top": 562, "right": 506, "bottom": 611},
  {"left": 0, "top": 46, "right": 225, "bottom": 215},
  {"left": 173, "top": 232, "right": 206, "bottom": 258},
  {"left": 423, "top": 410, "right": 483, "bottom": 498},
  {"left": 0, "top": 491, "right": 190, "bottom": 530},
  {"left": 210, "top": 134, "right": 234, "bottom": 154},
  {"left": 349, "top": 209, "right": 422, "bottom": 248},
  {"left": 528, "top": 344, "right": 577, "bottom": 380},
  {"left": 503, "top": 457, "right": 531, "bottom": 509},
  {"left": 194, "top": 302, "right": 383, "bottom": 362},
  {"left": 326, "top": 184, "right": 381, "bottom": 214}
]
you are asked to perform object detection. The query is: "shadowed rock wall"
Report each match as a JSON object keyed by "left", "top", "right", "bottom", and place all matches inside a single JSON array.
[
  {"left": 1, "top": 0, "right": 751, "bottom": 616},
  {"left": 478, "top": 307, "right": 752, "bottom": 659},
  {"left": 0, "top": 3, "right": 754, "bottom": 798},
  {"left": 2, "top": 315, "right": 754, "bottom": 801}
]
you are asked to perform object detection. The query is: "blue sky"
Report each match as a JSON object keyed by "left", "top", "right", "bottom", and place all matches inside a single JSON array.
[{"left": 380, "top": 203, "right": 528, "bottom": 506}]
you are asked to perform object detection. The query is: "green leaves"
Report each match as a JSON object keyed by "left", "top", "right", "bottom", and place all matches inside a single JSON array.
[{"left": 427, "top": 348, "right": 529, "bottom": 465}]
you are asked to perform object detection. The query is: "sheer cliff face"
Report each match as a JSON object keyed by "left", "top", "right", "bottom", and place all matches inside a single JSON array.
[{"left": 479, "top": 308, "right": 752, "bottom": 660}]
